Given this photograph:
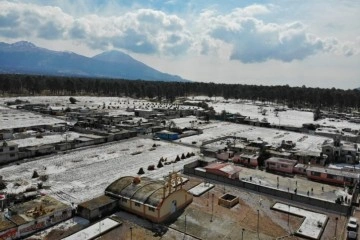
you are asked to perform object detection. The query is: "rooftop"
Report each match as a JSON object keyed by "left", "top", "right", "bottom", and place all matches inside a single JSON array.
[
  {"left": 105, "top": 176, "right": 166, "bottom": 207},
  {"left": 8, "top": 195, "right": 70, "bottom": 225},
  {"left": 78, "top": 195, "right": 116, "bottom": 211}
]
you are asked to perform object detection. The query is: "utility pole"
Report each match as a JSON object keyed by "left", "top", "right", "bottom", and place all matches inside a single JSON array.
[
  {"left": 257, "top": 209, "right": 260, "bottom": 239},
  {"left": 334, "top": 217, "right": 338, "bottom": 239},
  {"left": 211, "top": 193, "right": 214, "bottom": 222}
]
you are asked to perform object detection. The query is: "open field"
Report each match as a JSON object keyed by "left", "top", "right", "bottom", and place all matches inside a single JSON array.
[
  {"left": 0, "top": 138, "right": 198, "bottom": 204},
  {"left": 177, "top": 120, "right": 329, "bottom": 152}
]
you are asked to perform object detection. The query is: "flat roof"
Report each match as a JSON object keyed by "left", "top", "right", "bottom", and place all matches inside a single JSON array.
[
  {"left": 63, "top": 217, "right": 121, "bottom": 240},
  {"left": 78, "top": 195, "right": 116, "bottom": 211},
  {"left": 0, "top": 213, "right": 17, "bottom": 232},
  {"left": 266, "top": 157, "right": 297, "bottom": 165},
  {"left": 307, "top": 166, "right": 360, "bottom": 178},
  {"left": 8, "top": 195, "right": 70, "bottom": 225}
]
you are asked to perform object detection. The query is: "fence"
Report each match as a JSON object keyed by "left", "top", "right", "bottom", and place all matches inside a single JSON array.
[{"left": 184, "top": 161, "right": 351, "bottom": 215}]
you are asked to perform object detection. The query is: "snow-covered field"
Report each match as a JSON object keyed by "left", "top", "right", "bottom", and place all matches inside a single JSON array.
[
  {"left": 178, "top": 121, "right": 328, "bottom": 152},
  {"left": 10, "top": 131, "right": 80, "bottom": 148},
  {"left": 0, "top": 107, "right": 64, "bottom": 130},
  {"left": 0, "top": 138, "right": 198, "bottom": 204},
  {"left": 0, "top": 96, "right": 201, "bottom": 115}
]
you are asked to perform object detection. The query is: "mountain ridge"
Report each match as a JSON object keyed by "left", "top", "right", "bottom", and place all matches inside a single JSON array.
[{"left": 0, "top": 41, "right": 188, "bottom": 82}]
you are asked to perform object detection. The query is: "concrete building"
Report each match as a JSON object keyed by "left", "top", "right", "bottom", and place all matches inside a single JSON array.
[
  {"left": 265, "top": 157, "right": 298, "bottom": 174},
  {"left": 232, "top": 153, "right": 259, "bottom": 167},
  {"left": 0, "top": 141, "right": 19, "bottom": 164},
  {"left": 306, "top": 166, "right": 360, "bottom": 186},
  {"left": 204, "top": 162, "right": 242, "bottom": 179},
  {"left": 77, "top": 195, "right": 117, "bottom": 221},
  {"left": 322, "top": 138, "right": 359, "bottom": 164},
  {"left": 0, "top": 195, "right": 72, "bottom": 239},
  {"left": 105, "top": 173, "right": 192, "bottom": 223}
]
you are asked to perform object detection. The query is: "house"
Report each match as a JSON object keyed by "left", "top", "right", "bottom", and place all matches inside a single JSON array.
[
  {"left": 293, "top": 163, "right": 308, "bottom": 175},
  {"left": 216, "top": 150, "right": 234, "bottom": 161},
  {"left": 134, "top": 109, "right": 157, "bottom": 118},
  {"left": 204, "top": 162, "right": 242, "bottom": 179},
  {"left": 155, "top": 130, "right": 179, "bottom": 140},
  {"left": 105, "top": 173, "right": 192, "bottom": 223},
  {"left": 292, "top": 151, "right": 327, "bottom": 166},
  {"left": 322, "top": 138, "right": 359, "bottom": 164},
  {"left": 306, "top": 166, "right": 360, "bottom": 186},
  {"left": 0, "top": 130, "right": 13, "bottom": 140},
  {"left": 232, "top": 153, "right": 259, "bottom": 167},
  {"left": 2, "top": 195, "right": 72, "bottom": 239},
  {"left": 22, "top": 144, "right": 55, "bottom": 157},
  {"left": 0, "top": 141, "right": 19, "bottom": 164},
  {"left": 265, "top": 157, "right": 298, "bottom": 174},
  {"left": 77, "top": 195, "right": 117, "bottom": 221},
  {"left": 267, "top": 149, "right": 292, "bottom": 159}
]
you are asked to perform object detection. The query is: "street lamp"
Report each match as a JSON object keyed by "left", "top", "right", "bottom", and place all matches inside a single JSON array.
[
  {"left": 334, "top": 217, "right": 338, "bottom": 239},
  {"left": 257, "top": 209, "right": 260, "bottom": 239},
  {"left": 130, "top": 227, "right": 133, "bottom": 240},
  {"left": 184, "top": 214, "right": 187, "bottom": 234},
  {"left": 210, "top": 193, "right": 214, "bottom": 222},
  {"left": 242, "top": 228, "right": 245, "bottom": 240}
]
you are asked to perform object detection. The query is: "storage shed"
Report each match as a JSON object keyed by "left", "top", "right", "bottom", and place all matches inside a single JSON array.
[{"left": 77, "top": 195, "right": 117, "bottom": 221}]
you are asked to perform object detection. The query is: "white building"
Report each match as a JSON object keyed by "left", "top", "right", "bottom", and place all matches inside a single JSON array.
[{"left": 0, "top": 141, "right": 19, "bottom": 164}]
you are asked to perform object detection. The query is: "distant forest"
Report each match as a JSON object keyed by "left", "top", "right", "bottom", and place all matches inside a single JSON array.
[{"left": 0, "top": 74, "right": 359, "bottom": 110}]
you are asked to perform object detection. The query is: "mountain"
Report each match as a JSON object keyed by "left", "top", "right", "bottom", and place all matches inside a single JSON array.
[{"left": 0, "top": 41, "right": 187, "bottom": 82}]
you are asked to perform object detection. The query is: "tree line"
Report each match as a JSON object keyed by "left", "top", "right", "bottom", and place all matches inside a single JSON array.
[{"left": 0, "top": 74, "right": 359, "bottom": 110}]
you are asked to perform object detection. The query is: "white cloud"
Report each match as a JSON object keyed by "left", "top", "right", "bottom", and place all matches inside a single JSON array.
[
  {"left": 0, "top": 1, "right": 358, "bottom": 63},
  {"left": 0, "top": 2, "right": 192, "bottom": 55},
  {"left": 198, "top": 7, "right": 359, "bottom": 63}
]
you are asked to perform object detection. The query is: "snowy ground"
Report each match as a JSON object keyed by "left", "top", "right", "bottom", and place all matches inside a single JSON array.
[
  {"left": 0, "top": 138, "right": 198, "bottom": 204},
  {"left": 63, "top": 218, "right": 120, "bottom": 240},
  {"left": 0, "top": 96, "right": 201, "bottom": 116},
  {"left": 10, "top": 131, "right": 80, "bottom": 148},
  {"left": 187, "top": 96, "right": 360, "bottom": 130},
  {"left": 0, "top": 107, "right": 64, "bottom": 130},
  {"left": 272, "top": 202, "right": 328, "bottom": 239},
  {"left": 178, "top": 121, "right": 328, "bottom": 152}
]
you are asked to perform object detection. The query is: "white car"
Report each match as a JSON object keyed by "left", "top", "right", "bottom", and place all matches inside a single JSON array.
[{"left": 347, "top": 217, "right": 359, "bottom": 231}]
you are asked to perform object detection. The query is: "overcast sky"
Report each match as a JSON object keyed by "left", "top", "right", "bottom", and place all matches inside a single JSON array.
[{"left": 0, "top": 0, "right": 359, "bottom": 89}]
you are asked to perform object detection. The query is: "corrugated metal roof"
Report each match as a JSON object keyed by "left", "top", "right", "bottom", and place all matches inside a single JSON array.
[{"left": 105, "top": 176, "right": 166, "bottom": 207}]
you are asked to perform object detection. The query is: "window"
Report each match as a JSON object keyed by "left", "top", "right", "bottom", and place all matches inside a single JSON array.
[
  {"left": 327, "top": 174, "right": 335, "bottom": 179},
  {"left": 280, "top": 164, "right": 288, "bottom": 168},
  {"left": 311, "top": 171, "right": 321, "bottom": 177},
  {"left": 0, "top": 148, "right": 3, "bottom": 152},
  {"left": 9, "top": 147, "right": 15, "bottom": 151},
  {"left": 10, "top": 153, "right": 15, "bottom": 157},
  {"left": 148, "top": 206, "right": 155, "bottom": 212},
  {"left": 134, "top": 202, "right": 141, "bottom": 207}
]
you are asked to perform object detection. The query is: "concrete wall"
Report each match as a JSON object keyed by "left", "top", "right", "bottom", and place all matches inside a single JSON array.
[{"left": 184, "top": 163, "right": 351, "bottom": 215}]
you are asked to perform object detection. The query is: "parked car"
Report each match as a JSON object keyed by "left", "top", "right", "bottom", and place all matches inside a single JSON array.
[
  {"left": 348, "top": 230, "right": 358, "bottom": 240},
  {"left": 347, "top": 217, "right": 359, "bottom": 231}
]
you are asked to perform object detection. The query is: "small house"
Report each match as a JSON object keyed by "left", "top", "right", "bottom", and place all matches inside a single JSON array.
[
  {"left": 265, "top": 157, "right": 298, "bottom": 174},
  {"left": 233, "top": 153, "right": 259, "bottom": 167},
  {"left": 204, "top": 162, "right": 242, "bottom": 179},
  {"left": 77, "top": 195, "right": 117, "bottom": 221}
]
